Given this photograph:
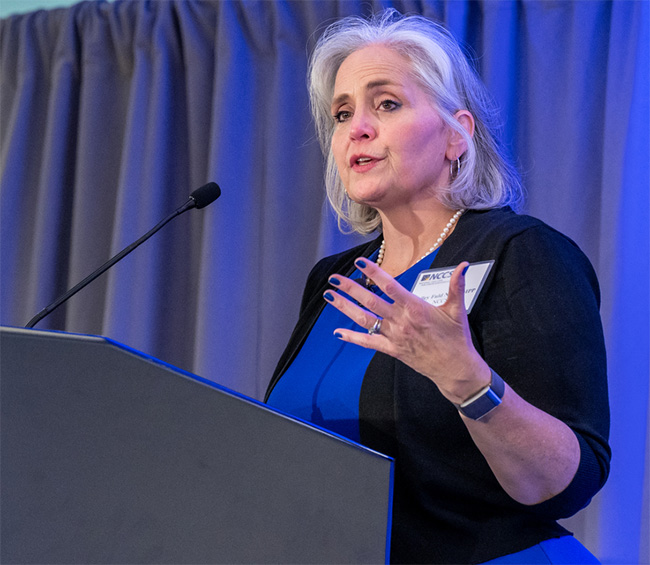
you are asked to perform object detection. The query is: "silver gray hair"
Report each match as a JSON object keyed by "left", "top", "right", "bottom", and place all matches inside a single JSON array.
[{"left": 309, "top": 9, "right": 523, "bottom": 235}]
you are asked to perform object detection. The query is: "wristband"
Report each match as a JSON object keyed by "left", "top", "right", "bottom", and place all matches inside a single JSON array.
[{"left": 457, "top": 369, "right": 506, "bottom": 420}]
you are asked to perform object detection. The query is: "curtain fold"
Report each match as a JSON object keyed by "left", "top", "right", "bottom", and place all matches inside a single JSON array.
[
  {"left": 593, "top": 2, "right": 650, "bottom": 561},
  {"left": 1, "top": 1, "right": 647, "bottom": 561}
]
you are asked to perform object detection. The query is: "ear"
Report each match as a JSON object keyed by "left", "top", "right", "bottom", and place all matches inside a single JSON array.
[{"left": 446, "top": 110, "right": 475, "bottom": 161}]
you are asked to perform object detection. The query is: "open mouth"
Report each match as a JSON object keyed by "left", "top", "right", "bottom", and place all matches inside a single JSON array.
[{"left": 351, "top": 155, "right": 382, "bottom": 168}]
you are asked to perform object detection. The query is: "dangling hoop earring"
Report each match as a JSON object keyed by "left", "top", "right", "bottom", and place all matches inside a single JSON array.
[{"left": 450, "top": 157, "right": 462, "bottom": 181}]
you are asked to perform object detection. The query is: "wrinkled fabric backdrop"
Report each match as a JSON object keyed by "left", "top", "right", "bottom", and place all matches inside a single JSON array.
[{"left": 1, "top": 0, "right": 648, "bottom": 562}]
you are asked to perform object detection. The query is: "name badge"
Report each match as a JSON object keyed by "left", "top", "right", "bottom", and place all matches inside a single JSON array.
[{"left": 411, "top": 261, "right": 494, "bottom": 313}]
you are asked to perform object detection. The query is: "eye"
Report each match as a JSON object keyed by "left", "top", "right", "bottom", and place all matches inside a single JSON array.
[
  {"left": 333, "top": 109, "right": 352, "bottom": 123},
  {"left": 379, "top": 99, "right": 401, "bottom": 111}
]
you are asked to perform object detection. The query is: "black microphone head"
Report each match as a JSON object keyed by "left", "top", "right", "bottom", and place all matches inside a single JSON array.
[{"left": 190, "top": 182, "right": 221, "bottom": 209}]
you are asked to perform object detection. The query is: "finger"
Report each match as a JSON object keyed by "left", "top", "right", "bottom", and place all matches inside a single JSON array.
[
  {"left": 323, "top": 288, "right": 383, "bottom": 332},
  {"left": 443, "top": 261, "right": 470, "bottom": 315},
  {"left": 333, "top": 327, "right": 391, "bottom": 350},
  {"left": 352, "top": 258, "right": 412, "bottom": 304},
  {"left": 327, "top": 273, "right": 394, "bottom": 320}
]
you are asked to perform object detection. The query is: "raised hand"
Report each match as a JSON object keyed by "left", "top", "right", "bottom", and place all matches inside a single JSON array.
[{"left": 324, "top": 258, "right": 491, "bottom": 404}]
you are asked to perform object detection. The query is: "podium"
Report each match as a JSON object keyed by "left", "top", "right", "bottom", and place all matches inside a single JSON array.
[{"left": 0, "top": 326, "right": 393, "bottom": 564}]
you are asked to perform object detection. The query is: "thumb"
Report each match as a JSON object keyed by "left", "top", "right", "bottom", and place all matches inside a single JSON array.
[{"left": 444, "top": 261, "right": 469, "bottom": 316}]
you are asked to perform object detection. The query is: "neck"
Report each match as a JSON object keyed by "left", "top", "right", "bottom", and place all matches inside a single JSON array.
[{"left": 376, "top": 206, "right": 463, "bottom": 276}]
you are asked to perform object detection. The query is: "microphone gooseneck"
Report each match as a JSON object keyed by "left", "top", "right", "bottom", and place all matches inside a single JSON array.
[{"left": 25, "top": 182, "right": 221, "bottom": 329}]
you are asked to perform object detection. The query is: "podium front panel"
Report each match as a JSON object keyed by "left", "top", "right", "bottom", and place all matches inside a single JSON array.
[{"left": 1, "top": 327, "right": 393, "bottom": 564}]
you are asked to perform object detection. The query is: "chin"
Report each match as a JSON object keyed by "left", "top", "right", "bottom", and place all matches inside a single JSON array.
[{"left": 347, "top": 185, "right": 387, "bottom": 206}]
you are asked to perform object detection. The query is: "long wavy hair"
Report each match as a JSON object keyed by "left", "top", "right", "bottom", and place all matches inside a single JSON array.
[{"left": 309, "top": 9, "right": 523, "bottom": 234}]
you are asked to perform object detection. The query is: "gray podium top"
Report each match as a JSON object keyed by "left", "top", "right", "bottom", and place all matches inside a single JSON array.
[{"left": 1, "top": 326, "right": 393, "bottom": 564}]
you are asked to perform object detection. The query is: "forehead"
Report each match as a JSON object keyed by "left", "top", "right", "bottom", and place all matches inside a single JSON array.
[{"left": 333, "top": 45, "right": 416, "bottom": 99}]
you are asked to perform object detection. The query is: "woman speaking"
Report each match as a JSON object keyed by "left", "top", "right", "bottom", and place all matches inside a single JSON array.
[{"left": 265, "top": 10, "right": 610, "bottom": 564}]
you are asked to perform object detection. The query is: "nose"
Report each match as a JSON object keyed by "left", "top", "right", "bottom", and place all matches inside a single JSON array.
[{"left": 349, "top": 109, "right": 376, "bottom": 141}]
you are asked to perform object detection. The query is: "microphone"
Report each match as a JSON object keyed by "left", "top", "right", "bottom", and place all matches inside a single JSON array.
[{"left": 25, "top": 182, "right": 221, "bottom": 329}]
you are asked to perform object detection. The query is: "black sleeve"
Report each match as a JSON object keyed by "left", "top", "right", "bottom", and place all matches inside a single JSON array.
[{"left": 476, "top": 225, "right": 611, "bottom": 518}]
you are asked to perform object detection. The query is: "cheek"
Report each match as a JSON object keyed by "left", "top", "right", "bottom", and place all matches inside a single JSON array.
[{"left": 405, "top": 122, "right": 447, "bottom": 163}]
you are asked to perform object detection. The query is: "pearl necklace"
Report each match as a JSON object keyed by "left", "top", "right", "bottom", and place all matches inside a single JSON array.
[{"left": 376, "top": 209, "right": 465, "bottom": 268}]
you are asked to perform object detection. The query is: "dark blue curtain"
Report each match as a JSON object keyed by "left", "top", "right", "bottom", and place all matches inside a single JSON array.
[{"left": 1, "top": 1, "right": 648, "bottom": 561}]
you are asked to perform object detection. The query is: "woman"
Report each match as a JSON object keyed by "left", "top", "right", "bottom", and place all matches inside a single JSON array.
[{"left": 265, "top": 10, "right": 610, "bottom": 564}]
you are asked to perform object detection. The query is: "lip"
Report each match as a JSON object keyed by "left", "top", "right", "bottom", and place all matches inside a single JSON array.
[{"left": 349, "top": 154, "right": 384, "bottom": 170}]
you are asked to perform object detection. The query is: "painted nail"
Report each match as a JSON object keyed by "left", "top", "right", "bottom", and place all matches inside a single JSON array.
[
  {"left": 355, "top": 259, "right": 367, "bottom": 269},
  {"left": 334, "top": 332, "right": 343, "bottom": 339},
  {"left": 324, "top": 291, "right": 335, "bottom": 302},
  {"left": 329, "top": 276, "right": 341, "bottom": 286},
  {"left": 462, "top": 265, "right": 469, "bottom": 276}
]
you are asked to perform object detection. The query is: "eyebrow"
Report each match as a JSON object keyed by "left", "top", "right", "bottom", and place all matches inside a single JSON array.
[{"left": 331, "top": 79, "right": 400, "bottom": 109}]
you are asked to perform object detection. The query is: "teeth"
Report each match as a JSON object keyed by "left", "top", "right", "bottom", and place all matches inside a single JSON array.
[{"left": 356, "top": 157, "right": 372, "bottom": 164}]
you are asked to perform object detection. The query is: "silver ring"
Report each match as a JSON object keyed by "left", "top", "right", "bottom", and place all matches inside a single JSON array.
[{"left": 368, "top": 317, "right": 382, "bottom": 335}]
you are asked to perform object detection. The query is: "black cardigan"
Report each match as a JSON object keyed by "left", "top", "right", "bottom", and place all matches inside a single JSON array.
[{"left": 265, "top": 208, "right": 611, "bottom": 564}]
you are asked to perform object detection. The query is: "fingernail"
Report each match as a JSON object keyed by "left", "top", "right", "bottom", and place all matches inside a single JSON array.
[
  {"left": 329, "top": 276, "right": 341, "bottom": 286},
  {"left": 334, "top": 332, "right": 343, "bottom": 339},
  {"left": 462, "top": 265, "right": 469, "bottom": 276},
  {"left": 355, "top": 259, "right": 367, "bottom": 269},
  {"left": 324, "top": 291, "right": 335, "bottom": 302}
]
